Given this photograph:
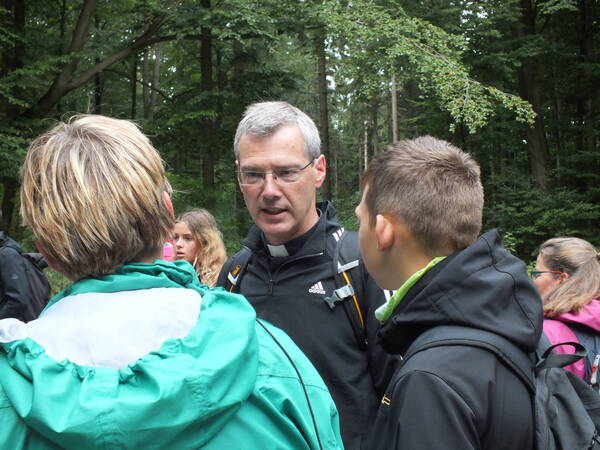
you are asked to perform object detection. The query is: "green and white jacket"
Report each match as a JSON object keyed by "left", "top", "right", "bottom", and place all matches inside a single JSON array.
[{"left": 0, "top": 260, "right": 342, "bottom": 449}]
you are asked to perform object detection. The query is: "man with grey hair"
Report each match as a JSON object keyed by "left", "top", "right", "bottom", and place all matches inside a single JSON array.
[{"left": 218, "top": 101, "right": 399, "bottom": 449}]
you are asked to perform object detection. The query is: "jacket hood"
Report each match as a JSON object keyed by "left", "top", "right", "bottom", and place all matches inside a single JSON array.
[
  {"left": 242, "top": 200, "right": 340, "bottom": 255},
  {"left": 0, "top": 261, "right": 260, "bottom": 449},
  {"left": 379, "top": 230, "right": 543, "bottom": 355},
  {"left": 552, "top": 297, "right": 600, "bottom": 333},
  {"left": 0, "top": 232, "right": 22, "bottom": 253}
]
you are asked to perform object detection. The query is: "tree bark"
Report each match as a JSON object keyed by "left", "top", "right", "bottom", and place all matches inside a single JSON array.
[
  {"left": 518, "top": 0, "right": 549, "bottom": 190},
  {"left": 315, "top": 30, "right": 332, "bottom": 200},
  {"left": 200, "top": 0, "right": 215, "bottom": 197},
  {"left": 130, "top": 54, "right": 137, "bottom": 119},
  {"left": 0, "top": 178, "right": 17, "bottom": 231},
  {"left": 391, "top": 73, "right": 398, "bottom": 143},
  {"left": 369, "top": 95, "right": 379, "bottom": 156},
  {"left": 0, "top": 0, "right": 25, "bottom": 229}
]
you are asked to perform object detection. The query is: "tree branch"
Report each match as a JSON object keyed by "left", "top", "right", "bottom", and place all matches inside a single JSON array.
[{"left": 106, "top": 68, "right": 171, "bottom": 102}]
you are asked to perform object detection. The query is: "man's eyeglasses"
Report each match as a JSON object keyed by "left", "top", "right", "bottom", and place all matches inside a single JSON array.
[
  {"left": 529, "top": 270, "right": 563, "bottom": 280},
  {"left": 237, "top": 159, "right": 315, "bottom": 186}
]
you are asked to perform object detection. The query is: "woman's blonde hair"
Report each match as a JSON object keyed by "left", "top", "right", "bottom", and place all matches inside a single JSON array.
[
  {"left": 20, "top": 115, "right": 173, "bottom": 280},
  {"left": 538, "top": 237, "right": 600, "bottom": 316},
  {"left": 176, "top": 209, "right": 227, "bottom": 287}
]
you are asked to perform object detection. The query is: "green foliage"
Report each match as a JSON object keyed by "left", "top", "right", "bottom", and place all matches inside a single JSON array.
[
  {"left": 1, "top": 0, "right": 598, "bottom": 271},
  {"left": 325, "top": 0, "right": 535, "bottom": 132},
  {"left": 45, "top": 268, "right": 70, "bottom": 296}
]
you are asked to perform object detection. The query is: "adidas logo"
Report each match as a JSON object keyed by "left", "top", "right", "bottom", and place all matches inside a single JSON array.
[{"left": 309, "top": 281, "right": 326, "bottom": 295}]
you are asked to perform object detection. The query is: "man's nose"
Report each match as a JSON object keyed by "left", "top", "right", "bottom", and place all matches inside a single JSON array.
[{"left": 261, "top": 173, "right": 281, "bottom": 198}]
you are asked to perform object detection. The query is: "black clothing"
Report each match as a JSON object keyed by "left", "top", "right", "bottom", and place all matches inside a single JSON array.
[
  {"left": 370, "top": 230, "right": 543, "bottom": 450},
  {"left": 218, "top": 202, "right": 399, "bottom": 450},
  {"left": 0, "top": 232, "right": 47, "bottom": 322}
]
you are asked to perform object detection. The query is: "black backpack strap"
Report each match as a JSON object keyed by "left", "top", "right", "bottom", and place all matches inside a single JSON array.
[
  {"left": 404, "top": 325, "right": 536, "bottom": 393},
  {"left": 567, "top": 324, "right": 600, "bottom": 389},
  {"left": 323, "top": 228, "right": 367, "bottom": 349},
  {"left": 219, "top": 247, "right": 252, "bottom": 293},
  {"left": 405, "top": 326, "right": 588, "bottom": 394}
]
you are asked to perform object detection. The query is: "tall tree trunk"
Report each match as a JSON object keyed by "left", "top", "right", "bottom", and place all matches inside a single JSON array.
[
  {"left": 391, "top": 73, "right": 398, "bottom": 143},
  {"left": 232, "top": 40, "right": 250, "bottom": 235},
  {"left": 142, "top": 44, "right": 161, "bottom": 120},
  {"left": 315, "top": 30, "right": 331, "bottom": 200},
  {"left": 577, "top": 0, "right": 595, "bottom": 156},
  {"left": 0, "top": 0, "right": 25, "bottom": 230},
  {"left": 369, "top": 95, "right": 379, "bottom": 156},
  {"left": 200, "top": 0, "right": 215, "bottom": 194},
  {"left": 92, "top": 13, "right": 103, "bottom": 114},
  {"left": 518, "top": 0, "right": 549, "bottom": 190},
  {"left": 130, "top": 54, "right": 138, "bottom": 119}
]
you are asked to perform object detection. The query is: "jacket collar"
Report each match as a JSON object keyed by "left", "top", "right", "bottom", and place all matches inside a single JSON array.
[{"left": 378, "top": 230, "right": 543, "bottom": 356}]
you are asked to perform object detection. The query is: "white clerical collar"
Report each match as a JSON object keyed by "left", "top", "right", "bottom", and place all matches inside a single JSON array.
[{"left": 267, "top": 244, "right": 290, "bottom": 257}]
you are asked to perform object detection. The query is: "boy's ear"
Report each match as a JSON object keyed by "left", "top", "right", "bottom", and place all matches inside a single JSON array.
[
  {"left": 163, "top": 191, "right": 174, "bottom": 218},
  {"left": 374, "top": 214, "right": 395, "bottom": 251}
]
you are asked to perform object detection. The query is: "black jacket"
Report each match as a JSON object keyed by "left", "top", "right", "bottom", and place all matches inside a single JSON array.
[
  {"left": 0, "top": 232, "right": 33, "bottom": 321},
  {"left": 370, "top": 230, "right": 543, "bottom": 450},
  {"left": 218, "top": 202, "right": 399, "bottom": 450}
]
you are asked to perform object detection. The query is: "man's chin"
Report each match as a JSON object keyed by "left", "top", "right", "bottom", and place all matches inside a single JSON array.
[{"left": 259, "top": 222, "right": 295, "bottom": 245}]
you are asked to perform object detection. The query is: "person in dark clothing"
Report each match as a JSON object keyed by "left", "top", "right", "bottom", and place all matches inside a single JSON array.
[
  {"left": 355, "top": 136, "right": 543, "bottom": 450},
  {"left": 217, "top": 101, "right": 399, "bottom": 450},
  {"left": 0, "top": 231, "right": 49, "bottom": 322}
]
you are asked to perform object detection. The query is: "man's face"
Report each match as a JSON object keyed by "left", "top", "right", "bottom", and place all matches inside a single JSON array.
[{"left": 237, "top": 124, "right": 325, "bottom": 245}]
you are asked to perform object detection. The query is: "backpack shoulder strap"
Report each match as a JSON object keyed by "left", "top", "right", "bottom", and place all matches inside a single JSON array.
[
  {"left": 221, "top": 247, "right": 253, "bottom": 293},
  {"left": 323, "top": 228, "right": 367, "bottom": 349},
  {"left": 569, "top": 323, "right": 600, "bottom": 388},
  {"left": 404, "top": 325, "right": 536, "bottom": 393}
]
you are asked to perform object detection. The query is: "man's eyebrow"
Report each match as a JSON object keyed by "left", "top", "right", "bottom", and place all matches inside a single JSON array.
[
  {"left": 238, "top": 164, "right": 263, "bottom": 171},
  {"left": 239, "top": 163, "right": 300, "bottom": 171}
]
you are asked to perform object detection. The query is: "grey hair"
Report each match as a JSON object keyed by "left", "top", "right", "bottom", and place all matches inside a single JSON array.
[{"left": 233, "top": 101, "right": 321, "bottom": 160}]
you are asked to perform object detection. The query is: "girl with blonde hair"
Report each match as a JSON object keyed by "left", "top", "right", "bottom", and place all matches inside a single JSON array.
[
  {"left": 174, "top": 209, "right": 227, "bottom": 287},
  {"left": 532, "top": 237, "right": 600, "bottom": 383}
]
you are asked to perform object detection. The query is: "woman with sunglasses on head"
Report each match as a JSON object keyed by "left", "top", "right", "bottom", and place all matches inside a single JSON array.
[
  {"left": 174, "top": 209, "right": 227, "bottom": 287},
  {"left": 532, "top": 237, "right": 600, "bottom": 382}
]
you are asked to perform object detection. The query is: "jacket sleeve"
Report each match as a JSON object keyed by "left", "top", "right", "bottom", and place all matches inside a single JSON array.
[
  {"left": 372, "top": 370, "right": 479, "bottom": 450},
  {"left": 0, "top": 248, "right": 30, "bottom": 320},
  {"left": 362, "top": 267, "right": 402, "bottom": 398}
]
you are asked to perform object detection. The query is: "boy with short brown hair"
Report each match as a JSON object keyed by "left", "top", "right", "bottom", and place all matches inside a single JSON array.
[{"left": 356, "top": 136, "right": 542, "bottom": 450}]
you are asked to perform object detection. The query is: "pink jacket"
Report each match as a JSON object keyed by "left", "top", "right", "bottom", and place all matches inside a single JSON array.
[{"left": 543, "top": 297, "right": 600, "bottom": 379}]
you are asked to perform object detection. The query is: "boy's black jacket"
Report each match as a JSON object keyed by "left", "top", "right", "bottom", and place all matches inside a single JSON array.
[{"left": 371, "top": 230, "right": 543, "bottom": 450}]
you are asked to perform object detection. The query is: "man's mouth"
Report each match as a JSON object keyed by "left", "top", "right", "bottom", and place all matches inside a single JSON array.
[{"left": 262, "top": 207, "right": 286, "bottom": 215}]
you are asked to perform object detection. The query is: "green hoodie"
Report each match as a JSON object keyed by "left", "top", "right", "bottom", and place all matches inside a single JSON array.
[{"left": 0, "top": 261, "right": 342, "bottom": 449}]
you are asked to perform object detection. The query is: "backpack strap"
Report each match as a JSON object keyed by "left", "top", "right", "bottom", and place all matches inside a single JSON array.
[
  {"left": 404, "top": 325, "right": 587, "bottom": 394},
  {"left": 568, "top": 323, "right": 600, "bottom": 389},
  {"left": 323, "top": 228, "right": 368, "bottom": 349},
  {"left": 404, "top": 325, "right": 537, "bottom": 392},
  {"left": 220, "top": 247, "right": 252, "bottom": 293}
]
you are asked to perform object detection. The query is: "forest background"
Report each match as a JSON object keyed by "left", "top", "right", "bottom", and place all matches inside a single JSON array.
[{"left": 1, "top": 0, "right": 599, "bottom": 291}]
